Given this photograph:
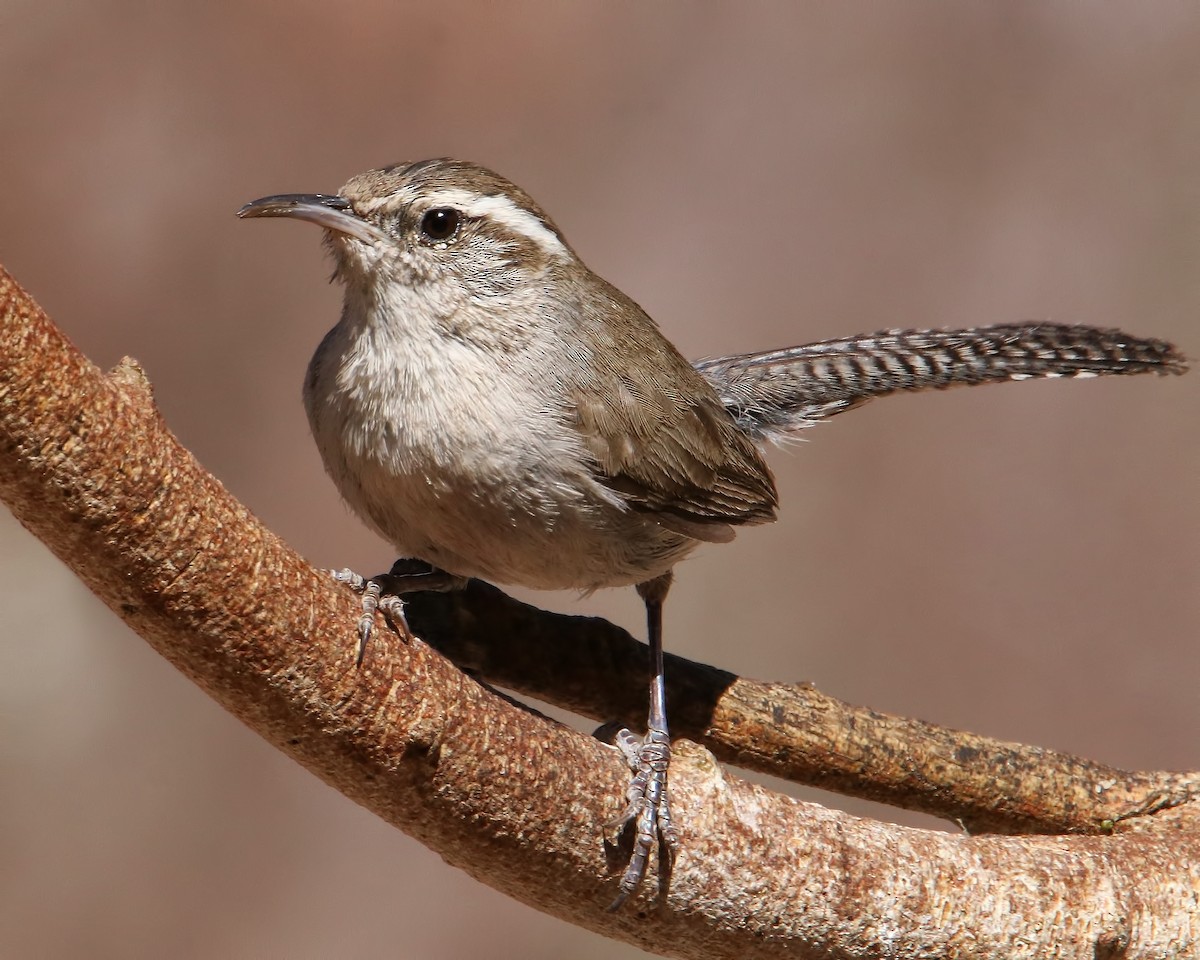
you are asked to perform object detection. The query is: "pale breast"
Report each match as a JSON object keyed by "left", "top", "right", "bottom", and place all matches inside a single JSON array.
[{"left": 303, "top": 307, "right": 697, "bottom": 590}]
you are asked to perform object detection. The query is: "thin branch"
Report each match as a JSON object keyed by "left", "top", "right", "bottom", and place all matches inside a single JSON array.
[
  {"left": 1, "top": 264, "right": 1197, "bottom": 959},
  {"left": 403, "top": 583, "right": 1200, "bottom": 834}
]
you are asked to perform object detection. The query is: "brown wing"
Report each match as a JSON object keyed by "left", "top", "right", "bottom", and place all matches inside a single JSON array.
[{"left": 567, "top": 277, "right": 779, "bottom": 541}]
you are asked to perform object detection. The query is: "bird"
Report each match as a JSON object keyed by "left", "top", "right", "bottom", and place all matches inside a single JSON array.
[{"left": 238, "top": 158, "right": 1187, "bottom": 906}]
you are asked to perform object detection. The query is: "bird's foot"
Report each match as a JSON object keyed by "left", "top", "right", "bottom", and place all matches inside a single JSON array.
[
  {"left": 330, "top": 559, "right": 466, "bottom": 665},
  {"left": 606, "top": 725, "right": 679, "bottom": 910}
]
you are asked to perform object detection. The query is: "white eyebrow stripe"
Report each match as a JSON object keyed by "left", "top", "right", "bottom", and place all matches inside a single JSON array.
[{"left": 422, "top": 187, "right": 568, "bottom": 257}]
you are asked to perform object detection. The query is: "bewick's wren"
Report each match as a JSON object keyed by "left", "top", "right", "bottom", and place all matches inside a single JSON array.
[{"left": 239, "top": 158, "right": 1187, "bottom": 906}]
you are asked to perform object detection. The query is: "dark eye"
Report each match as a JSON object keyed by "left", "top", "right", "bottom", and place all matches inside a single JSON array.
[{"left": 419, "top": 207, "right": 461, "bottom": 242}]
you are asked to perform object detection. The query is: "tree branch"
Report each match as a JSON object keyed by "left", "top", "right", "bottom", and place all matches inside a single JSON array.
[
  {"left": 403, "top": 583, "right": 1200, "bottom": 835},
  {"left": 1, "top": 263, "right": 1196, "bottom": 958}
]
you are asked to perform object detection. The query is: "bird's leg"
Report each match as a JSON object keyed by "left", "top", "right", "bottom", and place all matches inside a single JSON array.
[
  {"left": 608, "top": 572, "right": 679, "bottom": 909},
  {"left": 331, "top": 558, "right": 466, "bottom": 665}
]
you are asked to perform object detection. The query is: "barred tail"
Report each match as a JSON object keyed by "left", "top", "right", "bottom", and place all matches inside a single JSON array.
[{"left": 695, "top": 323, "right": 1187, "bottom": 441}]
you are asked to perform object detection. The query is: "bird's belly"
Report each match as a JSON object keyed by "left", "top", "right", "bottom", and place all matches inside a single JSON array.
[
  {"left": 321, "top": 432, "right": 693, "bottom": 591},
  {"left": 304, "top": 328, "right": 695, "bottom": 590}
]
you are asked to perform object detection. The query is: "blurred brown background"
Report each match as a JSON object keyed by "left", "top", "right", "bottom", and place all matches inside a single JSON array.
[{"left": 1, "top": 3, "right": 1197, "bottom": 958}]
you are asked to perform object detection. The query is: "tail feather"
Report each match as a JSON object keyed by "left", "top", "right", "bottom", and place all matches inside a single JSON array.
[{"left": 694, "top": 323, "right": 1188, "bottom": 441}]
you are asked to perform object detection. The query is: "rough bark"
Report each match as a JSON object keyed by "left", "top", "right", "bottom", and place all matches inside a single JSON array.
[{"left": 1, "top": 264, "right": 1196, "bottom": 958}]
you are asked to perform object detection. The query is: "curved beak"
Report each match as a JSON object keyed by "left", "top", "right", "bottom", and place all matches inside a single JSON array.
[{"left": 236, "top": 193, "right": 388, "bottom": 244}]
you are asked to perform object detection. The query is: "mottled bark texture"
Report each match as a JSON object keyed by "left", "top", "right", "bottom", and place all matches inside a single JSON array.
[{"left": 1, "top": 264, "right": 1196, "bottom": 958}]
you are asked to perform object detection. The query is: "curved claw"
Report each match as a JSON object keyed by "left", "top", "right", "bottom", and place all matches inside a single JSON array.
[
  {"left": 327, "top": 563, "right": 464, "bottom": 667},
  {"left": 606, "top": 727, "right": 678, "bottom": 910},
  {"left": 355, "top": 578, "right": 383, "bottom": 665}
]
